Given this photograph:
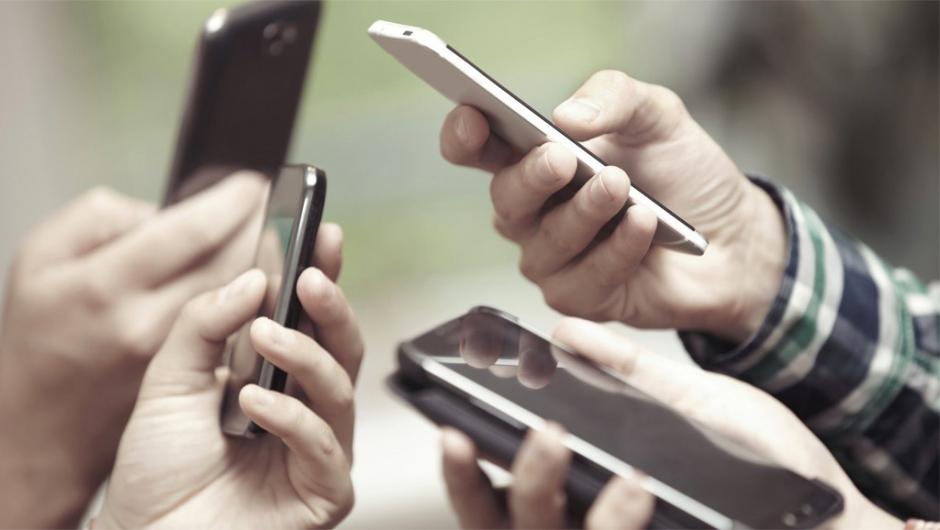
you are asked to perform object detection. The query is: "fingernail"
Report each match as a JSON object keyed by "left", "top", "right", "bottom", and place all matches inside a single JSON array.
[
  {"left": 557, "top": 98, "right": 600, "bottom": 123},
  {"left": 245, "top": 385, "right": 273, "bottom": 407},
  {"left": 537, "top": 146, "right": 564, "bottom": 185},
  {"left": 306, "top": 268, "right": 334, "bottom": 301},
  {"left": 589, "top": 173, "right": 614, "bottom": 204},
  {"left": 455, "top": 113, "right": 471, "bottom": 145},
  {"left": 259, "top": 317, "right": 288, "bottom": 346},
  {"left": 220, "top": 269, "right": 256, "bottom": 301}
]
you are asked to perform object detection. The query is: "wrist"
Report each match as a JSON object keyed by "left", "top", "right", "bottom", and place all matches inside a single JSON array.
[
  {"left": 715, "top": 181, "right": 788, "bottom": 343},
  {"left": 0, "top": 364, "right": 102, "bottom": 528},
  {"left": 0, "top": 438, "right": 96, "bottom": 528}
]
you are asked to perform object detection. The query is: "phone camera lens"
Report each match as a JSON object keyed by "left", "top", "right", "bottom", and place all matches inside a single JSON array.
[
  {"left": 262, "top": 21, "right": 295, "bottom": 56},
  {"left": 282, "top": 25, "right": 297, "bottom": 43},
  {"left": 263, "top": 22, "right": 280, "bottom": 40}
]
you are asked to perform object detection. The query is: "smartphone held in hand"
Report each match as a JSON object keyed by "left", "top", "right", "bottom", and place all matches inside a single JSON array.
[{"left": 220, "top": 164, "right": 327, "bottom": 437}]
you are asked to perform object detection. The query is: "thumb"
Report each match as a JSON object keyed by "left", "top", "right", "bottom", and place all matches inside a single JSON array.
[
  {"left": 552, "top": 70, "right": 686, "bottom": 144},
  {"left": 551, "top": 318, "right": 811, "bottom": 468},
  {"left": 144, "top": 269, "right": 266, "bottom": 390},
  {"left": 552, "top": 317, "right": 713, "bottom": 409}
]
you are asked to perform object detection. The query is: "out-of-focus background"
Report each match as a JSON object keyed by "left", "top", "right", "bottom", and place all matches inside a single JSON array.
[{"left": 0, "top": 1, "right": 937, "bottom": 527}]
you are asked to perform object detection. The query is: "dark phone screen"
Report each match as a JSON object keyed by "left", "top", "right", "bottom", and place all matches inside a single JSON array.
[
  {"left": 408, "top": 310, "right": 839, "bottom": 528},
  {"left": 165, "top": 1, "right": 319, "bottom": 204},
  {"left": 220, "top": 169, "right": 304, "bottom": 434}
]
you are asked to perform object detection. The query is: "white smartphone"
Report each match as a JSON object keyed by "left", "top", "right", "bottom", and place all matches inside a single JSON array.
[{"left": 368, "top": 20, "right": 708, "bottom": 256}]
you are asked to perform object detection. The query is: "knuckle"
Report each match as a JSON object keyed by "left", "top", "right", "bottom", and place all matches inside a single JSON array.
[
  {"left": 518, "top": 254, "right": 542, "bottom": 282},
  {"left": 647, "top": 86, "right": 687, "bottom": 134},
  {"left": 331, "top": 376, "right": 356, "bottom": 412},
  {"left": 339, "top": 489, "right": 356, "bottom": 520},
  {"left": 489, "top": 181, "right": 516, "bottom": 223},
  {"left": 82, "top": 186, "right": 120, "bottom": 210},
  {"left": 80, "top": 273, "right": 118, "bottom": 312},
  {"left": 112, "top": 308, "right": 161, "bottom": 359},
  {"left": 315, "top": 428, "right": 339, "bottom": 458},
  {"left": 542, "top": 286, "right": 574, "bottom": 315},
  {"left": 492, "top": 215, "right": 512, "bottom": 239},
  {"left": 594, "top": 69, "right": 633, "bottom": 90},
  {"left": 179, "top": 293, "right": 209, "bottom": 324},
  {"left": 655, "top": 86, "right": 686, "bottom": 113}
]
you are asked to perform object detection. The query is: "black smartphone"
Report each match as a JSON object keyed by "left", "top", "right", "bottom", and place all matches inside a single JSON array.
[
  {"left": 163, "top": 0, "right": 320, "bottom": 205},
  {"left": 388, "top": 307, "right": 845, "bottom": 529},
  {"left": 221, "top": 164, "right": 326, "bottom": 437}
]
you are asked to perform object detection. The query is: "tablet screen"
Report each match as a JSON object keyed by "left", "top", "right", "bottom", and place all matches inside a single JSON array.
[{"left": 407, "top": 308, "right": 838, "bottom": 529}]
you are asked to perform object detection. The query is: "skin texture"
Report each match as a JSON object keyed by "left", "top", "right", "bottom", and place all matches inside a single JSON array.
[
  {"left": 441, "top": 319, "right": 900, "bottom": 530},
  {"left": 94, "top": 260, "right": 363, "bottom": 529},
  {"left": 0, "top": 173, "right": 275, "bottom": 528},
  {"left": 439, "top": 70, "right": 788, "bottom": 342}
]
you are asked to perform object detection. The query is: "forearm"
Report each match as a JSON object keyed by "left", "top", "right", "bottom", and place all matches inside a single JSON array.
[
  {"left": 0, "top": 424, "right": 98, "bottom": 528},
  {"left": 680, "top": 179, "right": 939, "bottom": 518},
  {"left": 0, "top": 360, "right": 100, "bottom": 528},
  {"left": 0, "top": 454, "right": 94, "bottom": 528}
]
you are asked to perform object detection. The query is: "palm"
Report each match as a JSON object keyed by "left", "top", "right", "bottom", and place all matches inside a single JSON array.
[{"left": 104, "top": 387, "right": 342, "bottom": 529}]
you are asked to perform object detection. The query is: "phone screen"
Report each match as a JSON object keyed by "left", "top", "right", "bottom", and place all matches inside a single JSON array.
[
  {"left": 407, "top": 310, "right": 840, "bottom": 528},
  {"left": 220, "top": 169, "right": 305, "bottom": 435}
]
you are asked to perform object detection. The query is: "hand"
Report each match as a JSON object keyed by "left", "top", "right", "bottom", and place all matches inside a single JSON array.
[
  {"left": 548, "top": 318, "right": 896, "bottom": 530},
  {"left": 95, "top": 258, "right": 363, "bottom": 528},
  {"left": 0, "top": 174, "right": 267, "bottom": 527},
  {"left": 439, "top": 71, "right": 788, "bottom": 341},
  {"left": 442, "top": 425, "right": 654, "bottom": 530}
]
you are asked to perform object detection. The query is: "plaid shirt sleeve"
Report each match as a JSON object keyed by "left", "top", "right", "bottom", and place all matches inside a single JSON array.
[{"left": 680, "top": 177, "right": 939, "bottom": 520}]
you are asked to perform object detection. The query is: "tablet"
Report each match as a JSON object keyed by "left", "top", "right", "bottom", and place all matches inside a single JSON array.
[{"left": 389, "top": 307, "right": 843, "bottom": 529}]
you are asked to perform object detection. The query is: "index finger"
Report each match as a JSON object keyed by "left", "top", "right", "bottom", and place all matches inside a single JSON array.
[
  {"left": 508, "top": 423, "right": 570, "bottom": 529},
  {"left": 440, "top": 105, "right": 518, "bottom": 173},
  {"left": 585, "top": 475, "right": 654, "bottom": 530},
  {"left": 296, "top": 267, "right": 364, "bottom": 382},
  {"left": 551, "top": 318, "right": 708, "bottom": 408},
  {"left": 87, "top": 172, "right": 267, "bottom": 289},
  {"left": 441, "top": 428, "right": 506, "bottom": 530},
  {"left": 18, "top": 187, "right": 154, "bottom": 270}
]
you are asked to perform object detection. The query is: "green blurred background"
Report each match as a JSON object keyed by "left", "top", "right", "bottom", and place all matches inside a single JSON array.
[{"left": 0, "top": 1, "right": 936, "bottom": 527}]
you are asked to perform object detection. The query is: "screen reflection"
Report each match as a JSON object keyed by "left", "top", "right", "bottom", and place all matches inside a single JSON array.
[
  {"left": 221, "top": 171, "right": 302, "bottom": 435},
  {"left": 410, "top": 307, "right": 825, "bottom": 528}
]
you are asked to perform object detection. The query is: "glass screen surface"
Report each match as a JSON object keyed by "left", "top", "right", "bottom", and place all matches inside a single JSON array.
[
  {"left": 220, "top": 171, "right": 303, "bottom": 433},
  {"left": 409, "top": 309, "right": 830, "bottom": 528}
]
